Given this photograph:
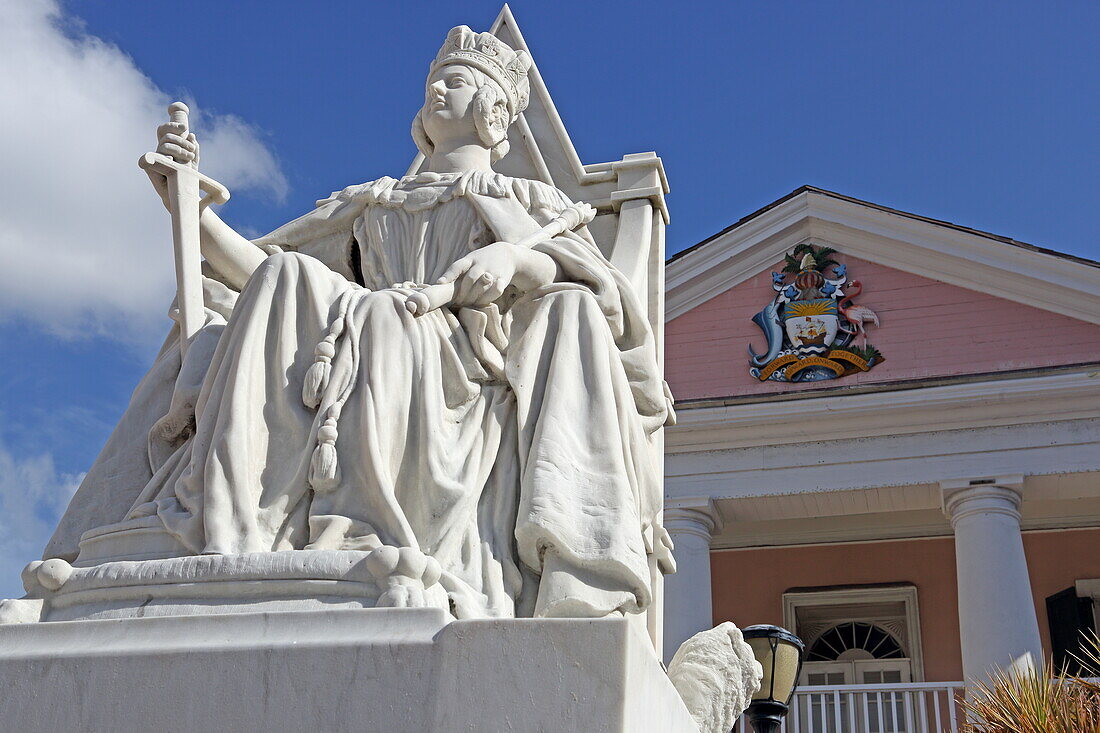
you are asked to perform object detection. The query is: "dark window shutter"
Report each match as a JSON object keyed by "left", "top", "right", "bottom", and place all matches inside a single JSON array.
[{"left": 1046, "top": 586, "right": 1095, "bottom": 675}]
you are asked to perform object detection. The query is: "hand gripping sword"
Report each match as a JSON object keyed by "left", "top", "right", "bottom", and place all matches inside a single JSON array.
[{"left": 138, "top": 102, "right": 230, "bottom": 358}]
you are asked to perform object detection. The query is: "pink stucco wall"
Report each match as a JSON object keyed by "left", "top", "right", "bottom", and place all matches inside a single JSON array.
[
  {"left": 711, "top": 537, "right": 964, "bottom": 682},
  {"left": 710, "top": 528, "right": 1100, "bottom": 682},
  {"left": 667, "top": 255, "right": 1100, "bottom": 401}
]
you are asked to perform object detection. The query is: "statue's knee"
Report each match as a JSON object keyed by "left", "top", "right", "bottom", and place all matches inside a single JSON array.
[
  {"left": 539, "top": 288, "right": 603, "bottom": 318},
  {"left": 357, "top": 290, "right": 411, "bottom": 329},
  {"left": 260, "top": 250, "right": 308, "bottom": 274}
]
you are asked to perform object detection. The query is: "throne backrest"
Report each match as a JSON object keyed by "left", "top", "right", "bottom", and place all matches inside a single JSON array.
[{"left": 410, "top": 6, "right": 671, "bottom": 652}]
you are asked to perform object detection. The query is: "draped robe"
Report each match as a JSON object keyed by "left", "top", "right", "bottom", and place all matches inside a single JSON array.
[{"left": 47, "top": 170, "right": 669, "bottom": 620}]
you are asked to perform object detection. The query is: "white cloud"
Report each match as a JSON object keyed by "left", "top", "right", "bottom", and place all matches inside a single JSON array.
[
  {"left": 0, "top": 439, "right": 82, "bottom": 600},
  {"left": 0, "top": 0, "right": 288, "bottom": 344}
]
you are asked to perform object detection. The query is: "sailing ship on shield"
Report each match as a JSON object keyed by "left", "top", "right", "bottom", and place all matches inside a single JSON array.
[{"left": 749, "top": 244, "right": 884, "bottom": 382}]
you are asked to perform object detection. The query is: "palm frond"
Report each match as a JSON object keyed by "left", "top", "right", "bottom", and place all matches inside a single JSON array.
[
  {"left": 845, "top": 344, "right": 883, "bottom": 363},
  {"left": 781, "top": 244, "right": 841, "bottom": 273},
  {"left": 960, "top": 655, "right": 1100, "bottom": 733}
]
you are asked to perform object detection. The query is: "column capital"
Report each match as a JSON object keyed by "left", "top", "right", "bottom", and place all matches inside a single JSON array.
[
  {"left": 664, "top": 497, "right": 723, "bottom": 540},
  {"left": 941, "top": 476, "right": 1025, "bottom": 528}
]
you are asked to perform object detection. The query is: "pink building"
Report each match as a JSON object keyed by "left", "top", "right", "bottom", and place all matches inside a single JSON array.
[{"left": 662, "top": 186, "right": 1100, "bottom": 730}]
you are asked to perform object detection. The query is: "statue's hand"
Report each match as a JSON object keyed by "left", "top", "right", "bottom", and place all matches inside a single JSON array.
[
  {"left": 439, "top": 242, "right": 557, "bottom": 307},
  {"left": 147, "top": 120, "right": 201, "bottom": 210}
]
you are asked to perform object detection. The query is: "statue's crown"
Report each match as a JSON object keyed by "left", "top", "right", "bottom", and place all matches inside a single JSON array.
[{"left": 431, "top": 26, "right": 532, "bottom": 118}]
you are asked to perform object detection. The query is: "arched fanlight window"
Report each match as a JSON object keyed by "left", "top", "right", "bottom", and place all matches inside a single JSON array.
[{"left": 806, "top": 621, "right": 905, "bottom": 662}]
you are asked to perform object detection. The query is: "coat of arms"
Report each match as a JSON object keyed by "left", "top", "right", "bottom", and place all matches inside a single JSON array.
[{"left": 749, "top": 244, "right": 884, "bottom": 382}]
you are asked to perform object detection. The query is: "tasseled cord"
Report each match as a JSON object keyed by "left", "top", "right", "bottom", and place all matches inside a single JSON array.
[
  {"left": 304, "top": 288, "right": 365, "bottom": 493},
  {"left": 309, "top": 410, "right": 342, "bottom": 491},
  {"left": 302, "top": 291, "right": 353, "bottom": 409}
]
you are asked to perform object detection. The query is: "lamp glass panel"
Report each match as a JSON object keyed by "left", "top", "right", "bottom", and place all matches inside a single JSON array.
[
  {"left": 771, "top": 641, "right": 802, "bottom": 704},
  {"left": 746, "top": 636, "right": 776, "bottom": 701}
]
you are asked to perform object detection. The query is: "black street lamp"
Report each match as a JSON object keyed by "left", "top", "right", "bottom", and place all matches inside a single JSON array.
[{"left": 741, "top": 625, "right": 805, "bottom": 733}]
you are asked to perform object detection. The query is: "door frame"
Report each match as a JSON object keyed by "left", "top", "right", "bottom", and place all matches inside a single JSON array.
[{"left": 784, "top": 586, "right": 925, "bottom": 682}]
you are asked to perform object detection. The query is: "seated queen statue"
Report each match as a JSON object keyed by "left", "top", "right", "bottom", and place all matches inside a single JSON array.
[{"left": 13, "top": 25, "right": 671, "bottom": 624}]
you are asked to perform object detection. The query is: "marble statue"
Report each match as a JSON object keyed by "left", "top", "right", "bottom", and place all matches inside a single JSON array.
[
  {"left": 6, "top": 23, "right": 672, "bottom": 625},
  {"left": 668, "top": 623, "right": 763, "bottom": 733}
]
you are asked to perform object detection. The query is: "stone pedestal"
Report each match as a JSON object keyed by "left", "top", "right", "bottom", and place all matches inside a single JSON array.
[{"left": 0, "top": 608, "right": 697, "bottom": 732}]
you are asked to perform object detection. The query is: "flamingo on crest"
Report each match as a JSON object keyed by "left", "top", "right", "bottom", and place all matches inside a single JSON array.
[{"left": 838, "top": 281, "right": 880, "bottom": 345}]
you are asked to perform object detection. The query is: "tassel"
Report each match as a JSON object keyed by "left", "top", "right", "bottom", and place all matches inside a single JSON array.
[
  {"left": 309, "top": 417, "right": 340, "bottom": 492},
  {"left": 302, "top": 359, "right": 330, "bottom": 409},
  {"left": 309, "top": 442, "right": 339, "bottom": 492},
  {"left": 302, "top": 339, "right": 337, "bottom": 409}
]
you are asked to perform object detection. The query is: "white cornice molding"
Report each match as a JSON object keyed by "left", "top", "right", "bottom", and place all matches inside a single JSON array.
[
  {"left": 666, "top": 193, "right": 813, "bottom": 320},
  {"left": 666, "top": 369, "right": 1100, "bottom": 453},
  {"left": 666, "top": 190, "right": 1100, "bottom": 323}
]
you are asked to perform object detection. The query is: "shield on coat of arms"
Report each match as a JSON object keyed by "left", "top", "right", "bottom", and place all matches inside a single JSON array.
[
  {"left": 782, "top": 298, "right": 839, "bottom": 355},
  {"left": 749, "top": 243, "right": 885, "bottom": 383}
]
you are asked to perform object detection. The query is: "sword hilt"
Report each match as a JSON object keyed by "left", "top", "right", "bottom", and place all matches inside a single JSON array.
[
  {"left": 141, "top": 103, "right": 227, "bottom": 203},
  {"left": 168, "top": 101, "right": 190, "bottom": 137},
  {"left": 139, "top": 153, "right": 230, "bottom": 206}
]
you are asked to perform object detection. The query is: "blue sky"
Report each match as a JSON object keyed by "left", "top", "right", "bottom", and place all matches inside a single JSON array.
[{"left": 0, "top": 0, "right": 1097, "bottom": 597}]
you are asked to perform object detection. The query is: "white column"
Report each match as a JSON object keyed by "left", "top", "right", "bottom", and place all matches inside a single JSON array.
[
  {"left": 942, "top": 477, "right": 1043, "bottom": 684},
  {"left": 662, "top": 498, "right": 722, "bottom": 663}
]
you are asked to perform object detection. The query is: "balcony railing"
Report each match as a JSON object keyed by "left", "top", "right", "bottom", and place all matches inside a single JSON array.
[{"left": 736, "top": 681, "right": 967, "bottom": 733}]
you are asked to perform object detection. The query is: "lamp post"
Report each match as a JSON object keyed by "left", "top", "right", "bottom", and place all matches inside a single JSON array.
[{"left": 742, "top": 625, "right": 805, "bottom": 733}]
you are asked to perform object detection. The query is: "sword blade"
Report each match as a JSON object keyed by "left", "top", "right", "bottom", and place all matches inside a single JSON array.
[{"left": 165, "top": 167, "right": 203, "bottom": 357}]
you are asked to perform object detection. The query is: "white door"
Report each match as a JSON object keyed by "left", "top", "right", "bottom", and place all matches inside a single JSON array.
[
  {"left": 856, "top": 661, "right": 911, "bottom": 733},
  {"left": 803, "top": 661, "right": 856, "bottom": 686},
  {"left": 798, "top": 660, "right": 913, "bottom": 733},
  {"left": 800, "top": 662, "right": 854, "bottom": 732}
]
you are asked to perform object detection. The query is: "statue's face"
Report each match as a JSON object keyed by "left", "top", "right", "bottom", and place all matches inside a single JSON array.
[{"left": 422, "top": 64, "right": 481, "bottom": 145}]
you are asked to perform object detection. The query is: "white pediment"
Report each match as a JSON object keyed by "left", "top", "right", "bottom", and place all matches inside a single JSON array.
[{"left": 665, "top": 187, "right": 1100, "bottom": 325}]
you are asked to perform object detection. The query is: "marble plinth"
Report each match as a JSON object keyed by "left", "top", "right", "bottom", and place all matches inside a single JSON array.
[{"left": 0, "top": 608, "right": 697, "bottom": 733}]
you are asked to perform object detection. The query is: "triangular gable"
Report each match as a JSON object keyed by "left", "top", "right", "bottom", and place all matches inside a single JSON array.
[
  {"left": 666, "top": 253, "right": 1100, "bottom": 402},
  {"left": 666, "top": 187, "right": 1100, "bottom": 325}
]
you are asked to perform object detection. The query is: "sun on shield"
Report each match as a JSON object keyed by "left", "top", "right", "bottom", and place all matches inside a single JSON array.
[{"left": 782, "top": 298, "right": 839, "bottom": 356}]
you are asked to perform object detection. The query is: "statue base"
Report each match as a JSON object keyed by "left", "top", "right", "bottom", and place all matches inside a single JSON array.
[{"left": 0, "top": 608, "right": 697, "bottom": 732}]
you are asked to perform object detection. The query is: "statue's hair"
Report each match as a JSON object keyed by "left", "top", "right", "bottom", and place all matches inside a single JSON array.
[{"left": 412, "top": 66, "right": 511, "bottom": 164}]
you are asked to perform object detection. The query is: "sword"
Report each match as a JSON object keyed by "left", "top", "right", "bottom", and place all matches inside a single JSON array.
[{"left": 138, "top": 102, "right": 230, "bottom": 359}]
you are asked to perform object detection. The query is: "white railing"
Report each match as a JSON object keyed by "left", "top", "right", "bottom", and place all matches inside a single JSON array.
[{"left": 736, "top": 682, "right": 967, "bottom": 733}]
